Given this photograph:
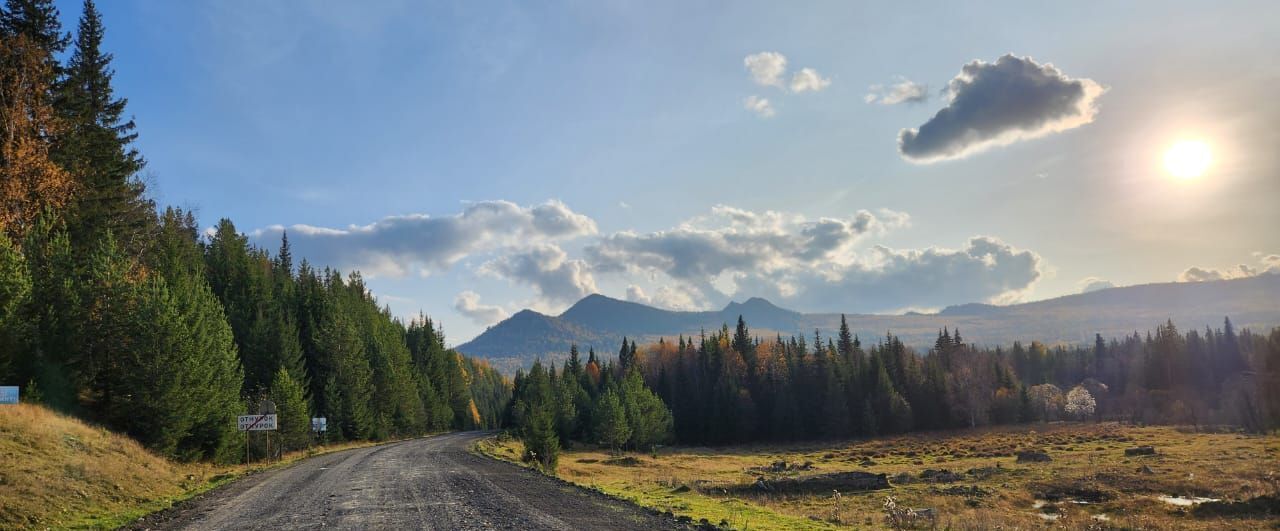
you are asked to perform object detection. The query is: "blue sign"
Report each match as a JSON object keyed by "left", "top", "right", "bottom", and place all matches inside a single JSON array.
[{"left": 0, "top": 386, "right": 17, "bottom": 404}]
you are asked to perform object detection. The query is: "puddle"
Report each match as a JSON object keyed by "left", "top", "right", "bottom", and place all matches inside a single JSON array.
[
  {"left": 1158, "top": 495, "right": 1220, "bottom": 506},
  {"left": 1033, "top": 498, "right": 1090, "bottom": 509}
]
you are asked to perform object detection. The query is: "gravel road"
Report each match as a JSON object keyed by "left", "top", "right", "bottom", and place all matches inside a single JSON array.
[{"left": 125, "top": 432, "right": 683, "bottom": 530}]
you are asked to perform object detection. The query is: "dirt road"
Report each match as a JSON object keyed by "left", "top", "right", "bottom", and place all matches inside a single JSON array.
[{"left": 126, "top": 432, "right": 682, "bottom": 530}]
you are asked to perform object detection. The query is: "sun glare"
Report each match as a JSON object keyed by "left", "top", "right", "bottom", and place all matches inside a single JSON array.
[{"left": 1163, "top": 140, "right": 1212, "bottom": 179}]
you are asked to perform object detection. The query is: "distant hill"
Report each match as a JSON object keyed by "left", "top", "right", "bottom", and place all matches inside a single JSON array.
[{"left": 456, "top": 274, "right": 1280, "bottom": 372}]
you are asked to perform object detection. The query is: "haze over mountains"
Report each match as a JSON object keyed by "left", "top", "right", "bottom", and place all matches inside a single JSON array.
[{"left": 456, "top": 274, "right": 1280, "bottom": 371}]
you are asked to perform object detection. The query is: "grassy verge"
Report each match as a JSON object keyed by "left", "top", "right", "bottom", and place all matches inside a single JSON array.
[
  {"left": 0, "top": 404, "right": 406, "bottom": 530},
  {"left": 479, "top": 424, "right": 1280, "bottom": 530}
]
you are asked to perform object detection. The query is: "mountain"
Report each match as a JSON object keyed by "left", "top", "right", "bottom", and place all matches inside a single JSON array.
[{"left": 456, "top": 274, "right": 1280, "bottom": 372}]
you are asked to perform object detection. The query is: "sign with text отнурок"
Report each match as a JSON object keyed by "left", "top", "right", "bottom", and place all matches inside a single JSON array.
[{"left": 237, "top": 414, "right": 277, "bottom": 431}]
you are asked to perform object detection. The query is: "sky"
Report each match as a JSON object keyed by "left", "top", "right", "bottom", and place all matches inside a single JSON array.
[{"left": 69, "top": 0, "right": 1280, "bottom": 344}]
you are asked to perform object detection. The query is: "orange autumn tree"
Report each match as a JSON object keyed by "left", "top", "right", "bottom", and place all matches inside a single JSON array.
[{"left": 0, "top": 32, "right": 75, "bottom": 239}]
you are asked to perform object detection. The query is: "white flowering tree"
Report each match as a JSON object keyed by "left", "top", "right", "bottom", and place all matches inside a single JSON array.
[{"left": 1064, "top": 385, "right": 1096, "bottom": 421}]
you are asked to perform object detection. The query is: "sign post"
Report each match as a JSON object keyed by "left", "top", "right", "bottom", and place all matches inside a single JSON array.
[
  {"left": 311, "top": 417, "right": 328, "bottom": 448},
  {"left": 237, "top": 414, "right": 278, "bottom": 466},
  {"left": 0, "top": 386, "right": 17, "bottom": 405}
]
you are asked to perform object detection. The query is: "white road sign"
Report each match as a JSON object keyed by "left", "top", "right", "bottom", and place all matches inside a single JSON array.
[
  {"left": 237, "top": 414, "right": 278, "bottom": 431},
  {"left": 311, "top": 417, "right": 328, "bottom": 432}
]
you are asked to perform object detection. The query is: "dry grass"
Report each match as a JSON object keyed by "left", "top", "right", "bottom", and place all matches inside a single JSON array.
[
  {"left": 482, "top": 423, "right": 1280, "bottom": 530},
  {"left": 0, "top": 404, "right": 384, "bottom": 530}
]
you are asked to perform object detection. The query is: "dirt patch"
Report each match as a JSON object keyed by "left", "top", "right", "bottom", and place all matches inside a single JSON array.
[
  {"left": 1030, "top": 480, "right": 1115, "bottom": 503},
  {"left": 736, "top": 471, "right": 890, "bottom": 495}
]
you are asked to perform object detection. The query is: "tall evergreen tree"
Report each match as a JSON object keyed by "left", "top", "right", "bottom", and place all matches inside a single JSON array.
[{"left": 57, "top": 0, "right": 150, "bottom": 255}]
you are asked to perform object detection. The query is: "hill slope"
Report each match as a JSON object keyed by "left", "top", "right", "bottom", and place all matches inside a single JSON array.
[
  {"left": 0, "top": 404, "right": 212, "bottom": 529},
  {"left": 457, "top": 274, "right": 1280, "bottom": 371}
]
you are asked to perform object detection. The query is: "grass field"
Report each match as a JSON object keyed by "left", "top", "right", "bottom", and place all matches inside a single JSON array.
[
  {"left": 479, "top": 423, "right": 1280, "bottom": 529},
  {"left": 0, "top": 404, "right": 387, "bottom": 530}
]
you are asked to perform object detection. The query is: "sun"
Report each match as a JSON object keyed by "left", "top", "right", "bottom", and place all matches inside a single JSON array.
[{"left": 1163, "top": 140, "right": 1212, "bottom": 179}]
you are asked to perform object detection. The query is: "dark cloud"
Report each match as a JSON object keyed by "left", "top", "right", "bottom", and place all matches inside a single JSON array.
[{"left": 898, "top": 54, "right": 1104, "bottom": 162}]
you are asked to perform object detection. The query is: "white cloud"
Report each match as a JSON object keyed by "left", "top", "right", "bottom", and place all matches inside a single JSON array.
[
  {"left": 249, "top": 200, "right": 597, "bottom": 278},
  {"left": 789, "top": 67, "right": 831, "bottom": 93},
  {"left": 1078, "top": 277, "right": 1115, "bottom": 293},
  {"left": 584, "top": 205, "right": 1039, "bottom": 312},
  {"left": 454, "top": 291, "right": 509, "bottom": 326},
  {"left": 898, "top": 54, "right": 1105, "bottom": 163},
  {"left": 744, "top": 51, "right": 787, "bottom": 87},
  {"left": 1179, "top": 253, "right": 1280, "bottom": 282},
  {"left": 743, "top": 95, "right": 775, "bottom": 117},
  {"left": 478, "top": 244, "right": 598, "bottom": 304},
  {"left": 865, "top": 77, "right": 927, "bottom": 105},
  {"left": 625, "top": 285, "right": 651, "bottom": 304}
]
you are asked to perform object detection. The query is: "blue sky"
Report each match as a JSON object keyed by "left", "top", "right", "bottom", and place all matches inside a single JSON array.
[{"left": 72, "top": 1, "right": 1280, "bottom": 343}]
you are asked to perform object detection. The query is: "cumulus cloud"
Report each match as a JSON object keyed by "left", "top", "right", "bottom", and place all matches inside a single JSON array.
[
  {"left": 789, "top": 67, "right": 831, "bottom": 93},
  {"left": 478, "top": 244, "right": 598, "bottom": 304},
  {"left": 1078, "top": 277, "right": 1116, "bottom": 293},
  {"left": 864, "top": 77, "right": 928, "bottom": 105},
  {"left": 249, "top": 200, "right": 596, "bottom": 278},
  {"left": 625, "top": 285, "right": 651, "bottom": 304},
  {"left": 744, "top": 51, "right": 787, "bottom": 87},
  {"left": 1179, "top": 252, "right": 1280, "bottom": 282},
  {"left": 743, "top": 95, "right": 775, "bottom": 118},
  {"left": 587, "top": 206, "right": 906, "bottom": 285},
  {"left": 898, "top": 54, "right": 1105, "bottom": 162},
  {"left": 454, "top": 291, "right": 509, "bottom": 326},
  {"left": 584, "top": 205, "right": 1039, "bottom": 312},
  {"left": 785, "top": 237, "right": 1044, "bottom": 310}
]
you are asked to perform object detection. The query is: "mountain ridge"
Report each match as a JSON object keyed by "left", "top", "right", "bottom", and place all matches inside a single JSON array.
[{"left": 456, "top": 274, "right": 1280, "bottom": 372}]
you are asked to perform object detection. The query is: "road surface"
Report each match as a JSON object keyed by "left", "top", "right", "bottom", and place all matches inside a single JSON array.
[{"left": 127, "top": 432, "right": 683, "bottom": 530}]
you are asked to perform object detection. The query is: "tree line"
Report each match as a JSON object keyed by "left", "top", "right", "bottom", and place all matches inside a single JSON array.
[
  {"left": 0, "top": 0, "right": 508, "bottom": 463},
  {"left": 644, "top": 315, "right": 1280, "bottom": 445},
  {"left": 506, "top": 343, "right": 674, "bottom": 470},
  {"left": 510, "top": 313, "right": 1280, "bottom": 464}
]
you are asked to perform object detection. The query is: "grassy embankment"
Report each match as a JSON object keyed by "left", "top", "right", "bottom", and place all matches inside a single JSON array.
[
  {"left": 478, "top": 423, "right": 1280, "bottom": 530},
  {"left": 0, "top": 403, "right": 384, "bottom": 530}
]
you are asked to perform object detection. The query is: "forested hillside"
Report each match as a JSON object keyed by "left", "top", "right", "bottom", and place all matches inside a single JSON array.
[{"left": 0, "top": 0, "right": 507, "bottom": 463}]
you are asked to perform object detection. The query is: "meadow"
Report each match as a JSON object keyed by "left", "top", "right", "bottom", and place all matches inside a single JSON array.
[{"left": 479, "top": 423, "right": 1280, "bottom": 529}]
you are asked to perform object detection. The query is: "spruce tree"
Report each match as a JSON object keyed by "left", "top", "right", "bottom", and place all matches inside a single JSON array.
[
  {"left": 270, "top": 367, "right": 311, "bottom": 452},
  {"left": 594, "top": 389, "right": 631, "bottom": 453},
  {"left": 57, "top": 0, "right": 150, "bottom": 255},
  {"left": 1, "top": 0, "right": 67, "bottom": 78}
]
